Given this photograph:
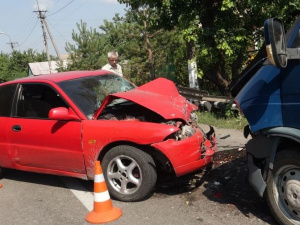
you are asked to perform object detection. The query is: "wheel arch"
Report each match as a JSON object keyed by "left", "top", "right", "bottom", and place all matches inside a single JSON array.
[
  {"left": 260, "top": 126, "right": 300, "bottom": 167},
  {"left": 98, "top": 141, "right": 175, "bottom": 176},
  {"left": 267, "top": 129, "right": 300, "bottom": 169},
  {"left": 247, "top": 127, "right": 300, "bottom": 198},
  {"left": 276, "top": 136, "right": 300, "bottom": 153}
]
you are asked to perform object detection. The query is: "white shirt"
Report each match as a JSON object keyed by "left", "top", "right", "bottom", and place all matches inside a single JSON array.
[{"left": 102, "top": 63, "right": 123, "bottom": 77}]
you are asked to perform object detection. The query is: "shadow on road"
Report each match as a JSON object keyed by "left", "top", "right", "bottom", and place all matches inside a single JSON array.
[
  {"left": 155, "top": 148, "right": 278, "bottom": 225},
  {"left": 1, "top": 149, "right": 279, "bottom": 224},
  {"left": 1, "top": 167, "right": 95, "bottom": 194}
]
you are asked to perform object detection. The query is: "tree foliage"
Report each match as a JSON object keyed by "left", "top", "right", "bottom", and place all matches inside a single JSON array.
[
  {"left": 65, "top": 11, "right": 189, "bottom": 86},
  {"left": 105, "top": 9, "right": 189, "bottom": 86},
  {"left": 119, "top": 0, "right": 300, "bottom": 95},
  {"left": 0, "top": 50, "right": 48, "bottom": 82},
  {"left": 4, "top": 1, "right": 300, "bottom": 96},
  {"left": 65, "top": 20, "right": 105, "bottom": 71}
]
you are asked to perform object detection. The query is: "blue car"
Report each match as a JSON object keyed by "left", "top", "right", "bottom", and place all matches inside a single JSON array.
[{"left": 232, "top": 17, "right": 300, "bottom": 225}]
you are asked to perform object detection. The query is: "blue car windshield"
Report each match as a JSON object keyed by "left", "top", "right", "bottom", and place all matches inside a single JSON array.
[{"left": 58, "top": 73, "right": 136, "bottom": 119}]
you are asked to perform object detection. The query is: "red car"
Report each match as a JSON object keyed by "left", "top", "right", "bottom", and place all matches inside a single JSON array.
[{"left": 0, "top": 70, "right": 216, "bottom": 201}]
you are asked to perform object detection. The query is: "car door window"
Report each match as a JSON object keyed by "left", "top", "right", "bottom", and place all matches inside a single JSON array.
[
  {"left": 0, "top": 84, "right": 17, "bottom": 117},
  {"left": 16, "top": 84, "right": 68, "bottom": 119}
]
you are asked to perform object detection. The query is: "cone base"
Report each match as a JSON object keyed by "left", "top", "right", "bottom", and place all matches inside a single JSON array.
[{"left": 86, "top": 206, "right": 122, "bottom": 224}]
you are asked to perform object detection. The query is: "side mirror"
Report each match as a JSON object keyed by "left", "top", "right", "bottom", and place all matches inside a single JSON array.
[
  {"left": 49, "top": 107, "right": 80, "bottom": 120},
  {"left": 264, "top": 18, "right": 287, "bottom": 68}
]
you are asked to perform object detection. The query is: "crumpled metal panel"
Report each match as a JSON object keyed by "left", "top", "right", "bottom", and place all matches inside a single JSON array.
[
  {"left": 151, "top": 130, "right": 215, "bottom": 176},
  {"left": 94, "top": 78, "right": 197, "bottom": 122}
]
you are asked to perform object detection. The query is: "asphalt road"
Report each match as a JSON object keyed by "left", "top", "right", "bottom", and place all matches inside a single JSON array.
[{"left": 0, "top": 126, "right": 278, "bottom": 225}]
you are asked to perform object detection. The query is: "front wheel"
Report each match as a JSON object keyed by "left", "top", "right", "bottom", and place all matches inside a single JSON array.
[
  {"left": 102, "top": 145, "right": 157, "bottom": 202},
  {"left": 266, "top": 149, "right": 300, "bottom": 225}
]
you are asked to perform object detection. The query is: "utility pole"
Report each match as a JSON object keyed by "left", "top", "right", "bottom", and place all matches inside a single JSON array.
[
  {"left": 43, "top": 19, "right": 62, "bottom": 61},
  {"left": 7, "top": 42, "right": 18, "bottom": 51},
  {"left": 0, "top": 32, "right": 17, "bottom": 52},
  {"left": 35, "top": 8, "right": 52, "bottom": 73},
  {"left": 35, "top": 0, "right": 64, "bottom": 73}
]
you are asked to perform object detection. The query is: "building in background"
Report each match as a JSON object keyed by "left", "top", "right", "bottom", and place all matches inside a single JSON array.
[{"left": 28, "top": 54, "right": 69, "bottom": 76}]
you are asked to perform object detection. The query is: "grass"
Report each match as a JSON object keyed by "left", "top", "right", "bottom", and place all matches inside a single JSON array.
[{"left": 196, "top": 111, "right": 248, "bottom": 131}]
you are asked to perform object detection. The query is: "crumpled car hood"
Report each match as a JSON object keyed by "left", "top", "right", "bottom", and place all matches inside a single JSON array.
[{"left": 94, "top": 78, "right": 197, "bottom": 122}]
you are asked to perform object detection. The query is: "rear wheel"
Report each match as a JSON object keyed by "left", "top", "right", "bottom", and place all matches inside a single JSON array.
[
  {"left": 266, "top": 149, "right": 300, "bottom": 225},
  {"left": 102, "top": 145, "right": 157, "bottom": 202}
]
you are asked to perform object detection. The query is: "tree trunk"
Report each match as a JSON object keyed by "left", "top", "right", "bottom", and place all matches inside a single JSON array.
[
  {"left": 204, "top": 63, "right": 230, "bottom": 96},
  {"left": 143, "top": 7, "right": 155, "bottom": 80},
  {"left": 186, "top": 40, "right": 199, "bottom": 89}
]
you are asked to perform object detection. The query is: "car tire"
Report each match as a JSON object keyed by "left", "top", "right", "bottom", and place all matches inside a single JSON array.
[
  {"left": 266, "top": 149, "right": 300, "bottom": 225},
  {"left": 102, "top": 145, "right": 157, "bottom": 202}
]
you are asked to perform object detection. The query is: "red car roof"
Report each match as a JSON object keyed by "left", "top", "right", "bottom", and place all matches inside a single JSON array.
[{"left": 2, "top": 70, "right": 111, "bottom": 85}]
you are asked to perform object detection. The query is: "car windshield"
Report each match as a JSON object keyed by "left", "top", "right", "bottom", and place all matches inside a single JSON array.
[{"left": 58, "top": 73, "right": 136, "bottom": 119}]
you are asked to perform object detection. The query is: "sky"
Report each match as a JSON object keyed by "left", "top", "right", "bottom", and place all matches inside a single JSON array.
[{"left": 0, "top": 0, "right": 127, "bottom": 56}]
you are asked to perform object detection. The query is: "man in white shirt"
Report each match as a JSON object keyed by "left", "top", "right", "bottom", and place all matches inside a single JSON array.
[{"left": 101, "top": 51, "right": 123, "bottom": 76}]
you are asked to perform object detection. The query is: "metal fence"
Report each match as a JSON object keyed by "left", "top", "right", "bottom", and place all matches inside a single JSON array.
[{"left": 176, "top": 85, "right": 236, "bottom": 113}]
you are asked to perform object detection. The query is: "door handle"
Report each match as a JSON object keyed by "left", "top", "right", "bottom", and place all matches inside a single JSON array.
[{"left": 12, "top": 125, "right": 22, "bottom": 132}]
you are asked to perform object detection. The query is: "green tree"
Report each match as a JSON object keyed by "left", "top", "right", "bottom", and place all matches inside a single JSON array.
[
  {"left": 99, "top": 9, "right": 161, "bottom": 83},
  {"left": 119, "top": 0, "right": 300, "bottom": 95},
  {"left": 0, "top": 53, "right": 10, "bottom": 82},
  {"left": 0, "top": 49, "right": 48, "bottom": 81},
  {"left": 99, "top": 10, "right": 189, "bottom": 86},
  {"left": 9, "top": 50, "right": 48, "bottom": 79},
  {"left": 65, "top": 20, "right": 105, "bottom": 71}
]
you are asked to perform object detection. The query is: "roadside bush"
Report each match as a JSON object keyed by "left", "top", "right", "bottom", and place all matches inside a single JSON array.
[{"left": 197, "top": 111, "right": 248, "bottom": 131}]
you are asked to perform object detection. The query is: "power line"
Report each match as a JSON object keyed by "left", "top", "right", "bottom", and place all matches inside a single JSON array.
[
  {"left": 47, "top": 0, "right": 75, "bottom": 17},
  {"left": 53, "top": 0, "right": 88, "bottom": 24},
  {"left": 15, "top": 13, "right": 36, "bottom": 39},
  {"left": 47, "top": 20, "right": 71, "bottom": 43},
  {"left": 18, "top": 18, "right": 39, "bottom": 47},
  {"left": 25, "top": 36, "right": 44, "bottom": 51}
]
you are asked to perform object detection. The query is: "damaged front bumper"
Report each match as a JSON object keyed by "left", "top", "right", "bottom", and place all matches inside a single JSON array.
[{"left": 151, "top": 128, "right": 216, "bottom": 177}]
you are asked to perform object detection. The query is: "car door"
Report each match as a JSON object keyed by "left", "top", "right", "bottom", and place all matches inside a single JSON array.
[
  {"left": 0, "top": 83, "right": 18, "bottom": 168},
  {"left": 7, "top": 83, "right": 86, "bottom": 174}
]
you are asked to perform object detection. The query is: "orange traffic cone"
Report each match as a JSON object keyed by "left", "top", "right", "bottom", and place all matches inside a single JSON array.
[
  {"left": 0, "top": 183, "right": 2, "bottom": 188},
  {"left": 86, "top": 161, "right": 122, "bottom": 224}
]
